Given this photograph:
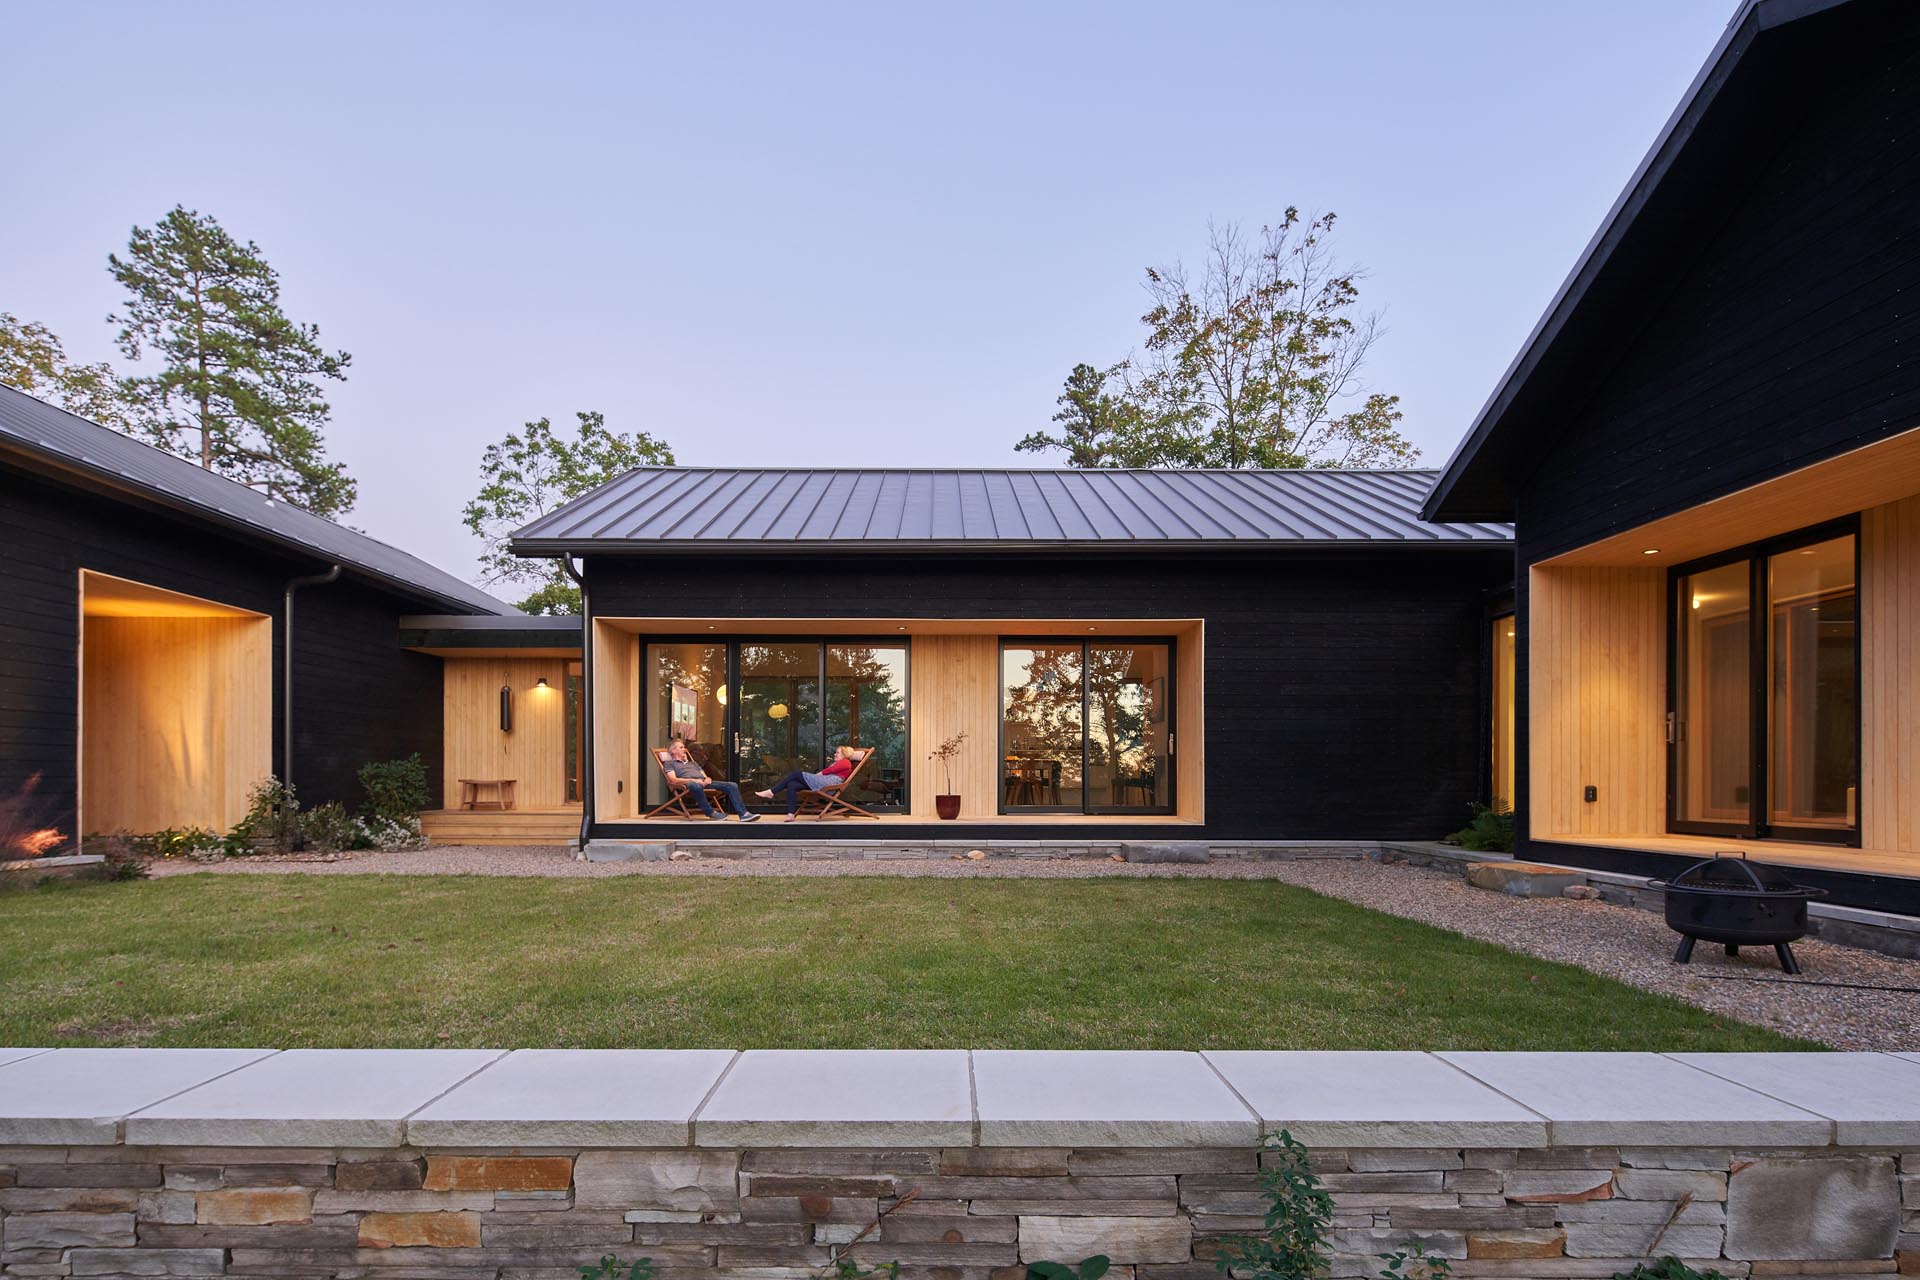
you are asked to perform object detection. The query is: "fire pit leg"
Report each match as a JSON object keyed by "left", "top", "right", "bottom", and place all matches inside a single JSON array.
[
  {"left": 1672, "top": 935, "right": 1696, "bottom": 965},
  {"left": 1774, "top": 942, "right": 1801, "bottom": 975}
]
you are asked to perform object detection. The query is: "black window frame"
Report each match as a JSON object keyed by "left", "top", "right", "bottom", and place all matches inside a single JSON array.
[
  {"left": 642, "top": 635, "right": 912, "bottom": 813},
  {"left": 1664, "top": 516, "right": 1862, "bottom": 847},
  {"left": 996, "top": 635, "right": 1178, "bottom": 817}
]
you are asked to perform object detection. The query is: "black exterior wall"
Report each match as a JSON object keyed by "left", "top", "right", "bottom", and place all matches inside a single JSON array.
[
  {"left": 1502, "top": 11, "right": 1920, "bottom": 911},
  {"left": 0, "top": 466, "right": 447, "bottom": 835},
  {"left": 584, "top": 549, "right": 1512, "bottom": 842}
]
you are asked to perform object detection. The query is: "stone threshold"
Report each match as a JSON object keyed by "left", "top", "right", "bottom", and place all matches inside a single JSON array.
[{"left": 0, "top": 1048, "right": 1916, "bottom": 1151}]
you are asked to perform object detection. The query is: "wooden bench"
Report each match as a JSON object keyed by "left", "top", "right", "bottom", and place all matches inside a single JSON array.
[{"left": 458, "top": 778, "right": 517, "bottom": 811}]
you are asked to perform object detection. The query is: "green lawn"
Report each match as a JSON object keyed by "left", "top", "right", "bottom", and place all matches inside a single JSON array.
[{"left": 0, "top": 873, "right": 1812, "bottom": 1050}]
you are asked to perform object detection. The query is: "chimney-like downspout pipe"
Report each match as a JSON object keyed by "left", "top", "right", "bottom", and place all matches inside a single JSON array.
[
  {"left": 283, "top": 565, "right": 342, "bottom": 790},
  {"left": 561, "top": 556, "right": 592, "bottom": 851}
]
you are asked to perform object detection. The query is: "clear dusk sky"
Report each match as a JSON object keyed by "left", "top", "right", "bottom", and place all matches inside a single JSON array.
[{"left": 5, "top": 1, "right": 1734, "bottom": 587}]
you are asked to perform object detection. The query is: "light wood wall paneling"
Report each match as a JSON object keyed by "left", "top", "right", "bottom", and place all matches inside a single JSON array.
[
  {"left": 1528, "top": 565, "right": 1664, "bottom": 839},
  {"left": 592, "top": 621, "right": 638, "bottom": 818},
  {"left": 1175, "top": 625, "right": 1204, "bottom": 821},
  {"left": 441, "top": 656, "right": 572, "bottom": 809},
  {"left": 908, "top": 634, "right": 1000, "bottom": 818},
  {"left": 1862, "top": 495, "right": 1920, "bottom": 853},
  {"left": 81, "top": 615, "right": 271, "bottom": 834}
]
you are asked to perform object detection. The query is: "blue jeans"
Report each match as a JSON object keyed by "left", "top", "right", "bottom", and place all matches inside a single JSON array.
[{"left": 680, "top": 780, "right": 749, "bottom": 817}]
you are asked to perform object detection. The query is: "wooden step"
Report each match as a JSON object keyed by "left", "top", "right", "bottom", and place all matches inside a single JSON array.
[{"left": 420, "top": 809, "right": 582, "bottom": 847}]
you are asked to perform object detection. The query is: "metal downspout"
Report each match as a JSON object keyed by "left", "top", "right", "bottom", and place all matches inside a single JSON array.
[{"left": 283, "top": 565, "right": 342, "bottom": 792}]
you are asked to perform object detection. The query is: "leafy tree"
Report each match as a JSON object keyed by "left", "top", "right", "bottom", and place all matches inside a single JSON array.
[
  {"left": 0, "top": 312, "right": 141, "bottom": 431},
  {"left": 464, "top": 411, "right": 676, "bottom": 615},
  {"left": 1021, "top": 212, "right": 1416, "bottom": 470},
  {"left": 109, "top": 206, "right": 357, "bottom": 516}
]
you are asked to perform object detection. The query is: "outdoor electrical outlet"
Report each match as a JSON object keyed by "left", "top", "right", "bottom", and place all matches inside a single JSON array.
[{"left": 1583, "top": 785, "right": 1598, "bottom": 803}]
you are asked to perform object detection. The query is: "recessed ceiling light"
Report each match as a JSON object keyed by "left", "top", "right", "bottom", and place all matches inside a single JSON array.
[{"left": 1642, "top": 548, "right": 1661, "bottom": 556}]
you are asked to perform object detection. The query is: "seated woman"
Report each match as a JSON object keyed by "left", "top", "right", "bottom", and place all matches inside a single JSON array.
[{"left": 756, "top": 746, "right": 858, "bottom": 822}]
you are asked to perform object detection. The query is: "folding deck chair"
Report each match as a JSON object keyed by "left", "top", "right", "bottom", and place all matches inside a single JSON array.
[
  {"left": 795, "top": 747, "right": 880, "bottom": 820},
  {"left": 642, "top": 746, "right": 720, "bottom": 819}
]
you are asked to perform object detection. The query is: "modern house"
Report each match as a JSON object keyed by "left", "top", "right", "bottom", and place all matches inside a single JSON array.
[
  {"left": 1422, "top": 0, "right": 1920, "bottom": 910},
  {"left": 3, "top": 0, "right": 1914, "bottom": 915},
  {"left": 0, "top": 384, "right": 529, "bottom": 841},
  {"left": 508, "top": 468, "right": 1512, "bottom": 841}
]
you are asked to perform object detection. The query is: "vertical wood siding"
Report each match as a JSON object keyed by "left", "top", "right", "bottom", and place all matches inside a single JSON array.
[{"left": 442, "top": 656, "right": 573, "bottom": 809}]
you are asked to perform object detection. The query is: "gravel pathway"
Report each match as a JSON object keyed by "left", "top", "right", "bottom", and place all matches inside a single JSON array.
[{"left": 148, "top": 846, "right": 1920, "bottom": 1050}]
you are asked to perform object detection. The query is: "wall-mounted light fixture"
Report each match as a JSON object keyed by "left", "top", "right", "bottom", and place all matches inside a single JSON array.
[
  {"left": 535, "top": 677, "right": 549, "bottom": 689},
  {"left": 500, "top": 683, "right": 514, "bottom": 733}
]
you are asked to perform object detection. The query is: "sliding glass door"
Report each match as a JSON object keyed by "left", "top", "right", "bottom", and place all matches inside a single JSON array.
[
  {"left": 644, "top": 639, "right": 909, "bottom": 812},
  {"left": 1667, "top": 522, "right": 1858, "bottom": 844},
  {"left": 1000, "top": 639, "right": 1174, "bottom": 815}
]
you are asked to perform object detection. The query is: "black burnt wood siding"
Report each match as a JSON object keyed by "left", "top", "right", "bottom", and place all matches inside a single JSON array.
[
  {"left": 1503, "top": 18, "right": 1920, "bottom": 912},
  {"left": 1513, "top": 21, "right": 1920, "bottom": 565},
  {"left": 0, "top": 467, "right": 445, "bottom": 832},
  {"left": 585, "top": 550, "right": 1510, "bottom": 841}
]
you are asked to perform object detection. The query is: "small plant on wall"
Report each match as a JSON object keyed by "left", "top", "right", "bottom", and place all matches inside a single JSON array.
[{"left": 928, "top": 731, "right": 969, "bottom": 820}]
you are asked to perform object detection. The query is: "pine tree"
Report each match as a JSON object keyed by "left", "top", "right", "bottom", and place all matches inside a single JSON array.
[{"left": 109, "top": 206, "right": 357, "bottom": 516}]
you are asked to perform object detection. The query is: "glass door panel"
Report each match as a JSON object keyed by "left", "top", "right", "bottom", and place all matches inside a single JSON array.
[
  {"left": 1673, "top": 560, "right": 1752, "bottom": 831},
  {"left": 1087, "top": 643, "right": 1171, "bottom": 812},
  {"left": 1767, "top": 535, "right": 1857, "bottom": 832},
  {"left": 736, "top": 643, "right": 822, "bottom": 800},
  {"left": 827, "top": 644, "right": 909, "bottom": 811},
  {"left": 1001, "top": 645, "right": 1084, "bottom": 810},
  {"left": 644, "top": 643, "right": 730, "bottom": 807}
]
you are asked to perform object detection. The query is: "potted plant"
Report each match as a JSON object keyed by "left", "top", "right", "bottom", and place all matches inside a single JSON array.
[{"left": 928, "top": 731, "right": 968, "bottom": 820}]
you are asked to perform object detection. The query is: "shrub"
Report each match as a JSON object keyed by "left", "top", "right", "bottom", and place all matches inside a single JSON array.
[
  {"left": 84, "top": 835, "right": 151, "bottom": 881},
  {"left": 231, "top": 776, "right": 301, "bottom": 852},
  {"left": 1445, "top": 803, "right": 1514, "bottom": 853},
  {"left": 1, "top": 771, "right": 68, "bottom": 859},
  {"left": 1614, "top": 1262, "right": 1729, "bottom": 1280},
  {"left": 359, "top": 754, "right": 431, "bottom": 822},
  {"left": 363, "top": 814, "right": 428, "bottom": 852},
  {"left": 300, "top": 802, "right": 371, "bottom": 852}
]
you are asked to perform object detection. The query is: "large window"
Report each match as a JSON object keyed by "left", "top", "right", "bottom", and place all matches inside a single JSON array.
[
  {"left": 1000, "top": 640, "right": 1173, "bottom": 814},
  {"left": 644, "top": 640, "right": 908, "bottom": 812},
  {"left": 1668, "top": 523, "right": 1858, "bottom": 844}
]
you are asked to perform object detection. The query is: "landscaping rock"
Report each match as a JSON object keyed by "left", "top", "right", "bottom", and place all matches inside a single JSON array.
[
  {"left": 1123, "top": 844, "right": 1209, "bottom": 864},
  {"left": 584, "top": 840, "right": 674, "bottom": 862},
  {"left": 1562, "top": 884, "right": 1600, "bottom": 900},
  {"left": 1725, "top": 1156, "right": 1901, "bottom": 1260},
  {"left": 1465, "top": 861, "right": 1583, "bottom": 897}
]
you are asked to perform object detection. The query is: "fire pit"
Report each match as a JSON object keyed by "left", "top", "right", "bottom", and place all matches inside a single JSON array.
[{"left": 1655, "top": 855, "right": 1826, "bottom": 974}]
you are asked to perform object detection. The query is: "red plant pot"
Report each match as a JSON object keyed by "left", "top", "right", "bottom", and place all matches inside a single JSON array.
[{"left": 935, "top": 795, "right": 961, "bottom": 821}]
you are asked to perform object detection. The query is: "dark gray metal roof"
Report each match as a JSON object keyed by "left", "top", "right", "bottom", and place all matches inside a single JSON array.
[
  {"left": 511, "top": 467, "right": 1511, "bottom": 553},
  {"left": 0, "top": 384, "right": 509, "bottom": 614}
]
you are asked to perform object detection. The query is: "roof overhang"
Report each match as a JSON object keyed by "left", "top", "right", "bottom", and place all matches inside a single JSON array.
[
  {"left": 517, "top": 537, "right": 1513, "bottom": 558},
  {"left": 1421, "top": 0, "right": 1869, "bottom": 524},
  {"left": 0, "top": 430, "right": 504, "bottom": 616}
]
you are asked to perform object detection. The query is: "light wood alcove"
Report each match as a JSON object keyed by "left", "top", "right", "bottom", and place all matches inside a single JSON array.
[
  {"left": 1528, "top": 427, "right": 1920, "bottom": 877},
  {"left": 78, "top": 571, "right": 272, "bottom": 836},
  {"left": 591, "top": 618, "right": 1203, "bottom": 824}
]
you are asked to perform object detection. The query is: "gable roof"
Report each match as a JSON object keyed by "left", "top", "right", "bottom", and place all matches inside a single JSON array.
[
  {"left": 509, "top": 467, "right": 1511, "bottom": 554},
  {"left": 0, "top": 384, "right": 508, "bottom": 615},
  {"left": 1421, "top": 0, "right": 1881, "bottom": 523}
]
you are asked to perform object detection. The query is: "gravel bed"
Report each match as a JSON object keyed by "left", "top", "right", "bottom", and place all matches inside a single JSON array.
[{"left": 147, "top": 845, "right": 1920, "bottom": 1050}]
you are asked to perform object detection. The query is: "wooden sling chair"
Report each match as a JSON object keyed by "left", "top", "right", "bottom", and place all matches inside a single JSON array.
[
  {"left": 795, "top": 747, "right": 880, "bottom": 820},
  {"left": 642, "top": 747, "right": 720, "bottom": 820}
]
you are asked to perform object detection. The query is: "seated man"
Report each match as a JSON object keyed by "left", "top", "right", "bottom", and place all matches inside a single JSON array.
[{"left": 661, "top": 739, "right": 760, "bottom": 821}]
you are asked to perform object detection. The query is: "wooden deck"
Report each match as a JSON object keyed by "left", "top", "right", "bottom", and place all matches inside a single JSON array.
[
  {"left": 420, "top": 806, "right": 582, "bottom": 847},
  {"left": 1535, "top": 833, "right": 1920, "bottom": 881},
  {"left": 597, "top": 813, "right": 1202, "bottom": 829}
]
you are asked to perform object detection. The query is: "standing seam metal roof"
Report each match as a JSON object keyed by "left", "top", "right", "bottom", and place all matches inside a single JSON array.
[
  {"left": 0, "top": 384, "right": 508, "bottom": 614},
  {"left": 511, "top": 467, "right": 1512, "bottom": 549}
]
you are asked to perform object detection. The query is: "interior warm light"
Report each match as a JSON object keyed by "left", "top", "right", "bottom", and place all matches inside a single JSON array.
[
  {"left": 715, "top": 685, "right": 728, "bottom": 706},
  {"left": 1692, "top": 596, "right": 1701, "bottom": 610},
  {"left": 769, "top": 703, "right": 790, "bottom": 720},
  {"left": 1642, "top": 548, "right": 1661, "bottom": 556}
]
